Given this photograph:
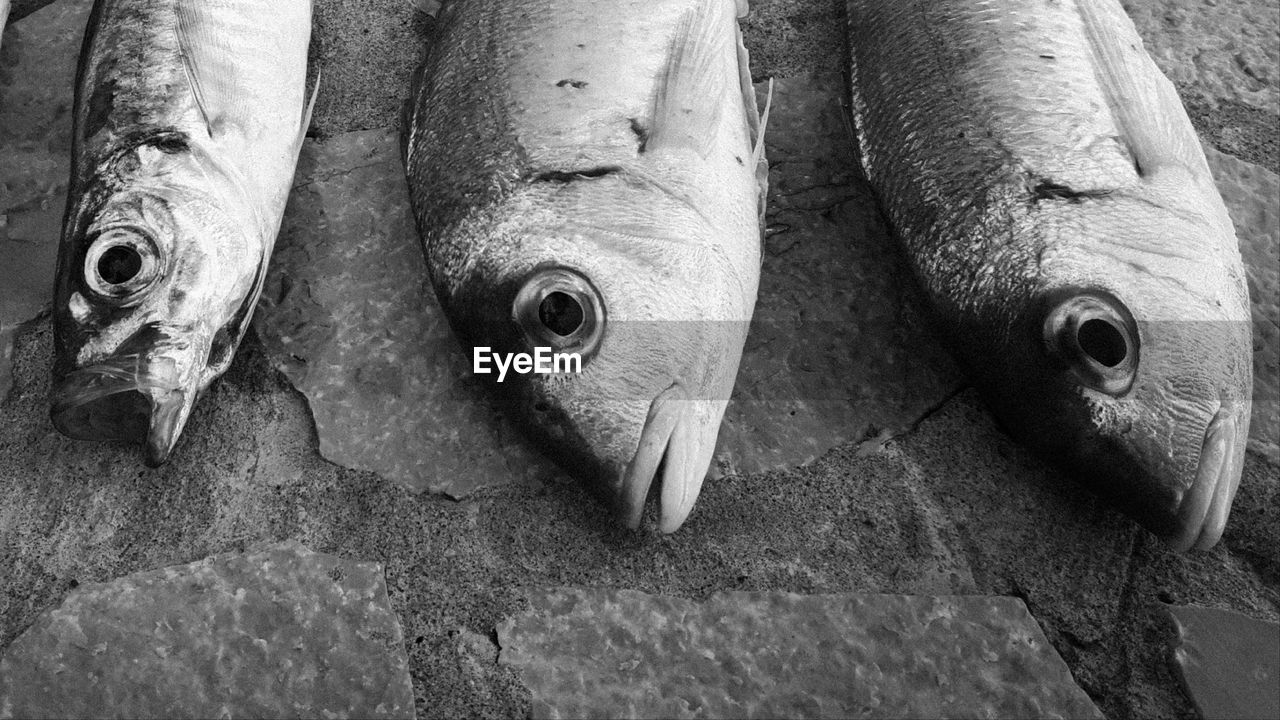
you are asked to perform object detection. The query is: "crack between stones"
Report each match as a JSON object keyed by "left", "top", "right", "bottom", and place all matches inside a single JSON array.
[
  {"left": 771, "top": 196, "right": 858, "bottom": 214},
  {"left": 853, "top": 383, "right": 970, "bottom": 456},
  {"left": 291, "top": 160, "right": 392, "bottom": 191},
  {"left": 1110, "top": 529, "right": 1148, "bottom": 714},
  {"left": 900, "top": 383, "right": 971, "bottom": 436}
]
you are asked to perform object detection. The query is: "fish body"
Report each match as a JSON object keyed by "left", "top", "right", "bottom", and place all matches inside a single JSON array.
[
  {"left": 1, "top": 0, "right": 9, "bottom": 53},
  {"left": 51, "top": 0, "right": 313, "bottom": 465},
  {"left": 846, "top": 0, "right": 1252, "bottom": 550},
  {"left": 404, "top": 0, "right": 767, "bottom": 531}
]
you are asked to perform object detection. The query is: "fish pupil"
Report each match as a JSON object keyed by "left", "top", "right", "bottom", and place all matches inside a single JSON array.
[
  {"left": 1077, "top": 318, "right": 1127, "bottom": 368},
  {"left": 98, "top": 245, "right": 143, "bottom": 285},
  {"left": 539, "top": 291, "right": 584, "bottom": 337}
]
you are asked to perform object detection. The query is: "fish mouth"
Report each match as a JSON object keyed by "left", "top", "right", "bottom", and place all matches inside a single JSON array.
[
  {"left": 617, "top": 382, "right": 724, "bottom": 533},
  {"left": 1169, "top": 400, "right": 1249, "bottom": 552},
  {"left": 50, "top": 354, "right": 196, "bottom": 467}
]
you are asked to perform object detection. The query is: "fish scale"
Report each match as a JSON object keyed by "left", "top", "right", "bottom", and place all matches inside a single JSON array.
[
  {"left": 948, "top": 2, "right": 1137, "bottom": 191},
  {"left": 847, "top": 0, "right": 1252, "bottom": 551}
]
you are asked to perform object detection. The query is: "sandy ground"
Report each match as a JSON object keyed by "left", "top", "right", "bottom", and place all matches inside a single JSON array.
[{"left": 1, "top": 1, "right": 1278, "bottom": 718}]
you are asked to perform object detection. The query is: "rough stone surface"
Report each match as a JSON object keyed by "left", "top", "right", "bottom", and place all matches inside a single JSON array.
[
  {"left": 1119, "top": 0, "right": 1280, "bottom": 172},
  {"left": 308, "top": 0, "right": 427, "bottom": 137},
  {"left": 0, "top": 541, "right": 415, "bottom": 719},
  {"left": 1181, "top": 89, "right": 1280, "bottom": 175},
  {"left": 716, "top": 76, "right": 962, "bottom": 475},
  {"left": 498, "top": 588, "right": 1103, "bottom": 720},
  {"left": 1164, "top": 604, "right": 1280, "bottom": 720},
  {"left": 850, "top": 393, "right": 1280, "bottom": 720},
  {"left": 7, "top": 1, "right": 59, "bottom": 23},
  {"left": 1206, "top": 147, "right": 1280, "bottom": 462},
  {"left": 255, "top": 128, "right": 558, "bottom": 497},
  {"left": 740, "top": 0, "right": 844, "bottom": 83},
  {"left": 2, "top": 329, "right": 1277, "bottom": 719},
  {"left": 1123, "top": 0, "right": 1279, "bottom": 115},
  {"left": 0, "top": 2, "right": 1276, "bottom": 720},
  {"left": 0, "top": 0, "right": 83, "bottom": 400}
]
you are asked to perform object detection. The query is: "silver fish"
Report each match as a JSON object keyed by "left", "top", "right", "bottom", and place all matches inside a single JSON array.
[
  {"left": 404, "top": 0, "right": 768, "bottom": 532},
  {"left": 847, "top": 0, "right": 1253, "bottom": 551},
  {"left": 51, "top": 0, "right": 315, "bottom": 465}
]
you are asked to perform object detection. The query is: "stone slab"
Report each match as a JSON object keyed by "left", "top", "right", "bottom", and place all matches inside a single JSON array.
[
  {"left": 716, "top": 76, "right": 962, "bottom": 476},
  {"left": 309, "top": 0, "right": 424, "bottom": 137},
  {"left": 0, "top": 0, "right": 84, "bottom": 399},
  {"left": 1165, "top": 604, "right": 1280, "bottom": 720},
  {"left": 8, "top": 1, "right": 61, "bottom": 24},
  {"left": 497, "top": 587, "right": 1103, "bottom": 720},
  {"left": 254, "top": 127, "right": 560, "bottom": 497},
  {"left": 0, "top": 541, "right": 415, "bottom": 720},
  {"left": 1123, "top": 0, "right": 1279, "bottom": 115}
]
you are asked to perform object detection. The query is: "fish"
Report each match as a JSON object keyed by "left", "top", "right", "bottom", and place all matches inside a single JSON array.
[
  {"left": 404, "top": 0, "right": 768, "bottom": 532},
  {"left": 846, "top": 0, "right": 1253, "bottom": 551},
  {"left": 1, "top": 0, "right": 9, "bottom": 53},
  {"left": 50, "top": 0, "right": 315, "bottom": 466}
]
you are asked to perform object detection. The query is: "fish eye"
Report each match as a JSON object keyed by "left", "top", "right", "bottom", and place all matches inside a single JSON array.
[
  {"left": 1077, "top": 318, "right": 1127, "bottom": 367},
  {"left": 539, "top": 291, "right": 585, "bottom": 336},
  {"left": 83, "top": 227, "right": 163, "bottom": 304},
  {"left": 513, "top": 267, "right": 605, "bottom": 361},
  {"left": 1042, "top": 290, "right": 1138, "bottom": 396}
]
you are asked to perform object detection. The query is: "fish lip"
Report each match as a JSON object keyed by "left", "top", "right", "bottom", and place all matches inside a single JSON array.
[
  {"left": 617, "top": 382, "right": 722, "bottom": 534},
  {"left": 50, "top": 358, "right": 195, "bottom": 467},
  {"left": 1169, "top": 400, "right": 1248, "bottom": 552}
]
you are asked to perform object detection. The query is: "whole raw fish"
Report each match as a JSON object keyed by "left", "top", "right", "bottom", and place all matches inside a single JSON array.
[
  {"left": 847, "top": 0, "right": 1252, "bottom": 551},
  {"left": 51, "top": 0, "right": 314, "bottom": 465},
  {"left": 404, "top": 0, "right": 768, "bottom": 532}
]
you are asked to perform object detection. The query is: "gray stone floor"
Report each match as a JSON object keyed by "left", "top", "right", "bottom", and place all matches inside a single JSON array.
[{"left": 1, "top": 1, "right": 1277, "bottom": 718}]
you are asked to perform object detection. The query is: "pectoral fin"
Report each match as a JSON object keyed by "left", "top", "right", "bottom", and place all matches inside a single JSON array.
[
  {"left": 1077, "top": 0, "right": 1210, "bottom": 181},
  {"left": 176, "top": 0, "right": 245, "bottom": 138},
  {"left": 645, "top": 0, "right": 735, "bottom": 158}
]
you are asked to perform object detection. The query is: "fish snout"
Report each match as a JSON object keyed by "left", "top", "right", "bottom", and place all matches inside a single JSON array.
[
  {"left": 1169, "top": 399, "right": 1250, "bottom": 552},
  {"left": 617, "top": 382, "right": 726, "bottom": 534},
  {"left": 50, "top": 350, "right": 200, "bottom": 467}
]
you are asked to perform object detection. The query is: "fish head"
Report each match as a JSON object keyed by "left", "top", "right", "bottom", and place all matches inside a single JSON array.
[
  {"left": 980, "top": 190, "right": 1252, "bottom": 551},
  {"left": 52, "top": 140, "right": 264, "bottom": 466},
  {"left": 437, "top": 187, "right": 757, "bottom": 532}
]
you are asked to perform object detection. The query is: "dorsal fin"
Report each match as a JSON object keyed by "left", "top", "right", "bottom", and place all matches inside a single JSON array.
[
  {"left": 1076, "top": 0, "right": 1209, "bottom": 181},
  {"left": 175, "top": 0, "right": 243, "bottom": 138},
  {"left": 645, "top": 0, "right": 734, "bottom": 157}
]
